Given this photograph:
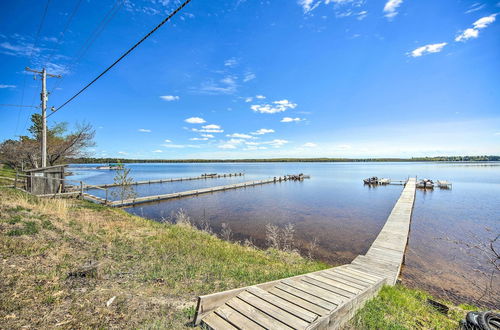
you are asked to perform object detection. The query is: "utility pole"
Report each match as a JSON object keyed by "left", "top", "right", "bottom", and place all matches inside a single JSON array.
[{"left": 25, "top": 67, "right": 61, "bottom": 168}]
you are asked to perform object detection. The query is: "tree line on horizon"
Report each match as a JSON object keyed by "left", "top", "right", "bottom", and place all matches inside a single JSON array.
[{"left": 67, "top": 155, "right": 500, "bottom": 164}]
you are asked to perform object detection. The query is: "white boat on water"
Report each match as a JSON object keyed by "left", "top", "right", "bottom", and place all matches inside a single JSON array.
[{"left": 417, "top": 179, "right": 434, "bottom": 189}]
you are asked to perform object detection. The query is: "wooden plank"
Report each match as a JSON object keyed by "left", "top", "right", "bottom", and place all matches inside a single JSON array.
[
  {"left": 339, "top": 266, "right": 384, "bottom": 282},
  {"left": 226, "top": 297, "right": 293, "bottom": 330},
  {"left": 325, "top": 269, "right": 375, "bottom": 287},
  {"left": 304, "top": 274, "right": 360, "bottom": 296},
  {"left": 281, "top": 279, "right": 346, "bottom": 305},
  {"left": 202, "top": 311, "right": 238, "bottom": 330},
  {"left": 268, "top": 287, "right": 329, "bottom": 317},
  {"left": 316, "top": 271, "right": 369, "bottom": 290},
  {"left": 246, "top": 287, "right": 318, "bottom": 323},
  {"left": 238, "top": 291, "right": 310, "bottom": 329},
  {"left": 215, "top": 304, "right": 265, "bottom": 330},
  {"left": 274, "top": 283, "right": 338, "bottom": 310}
]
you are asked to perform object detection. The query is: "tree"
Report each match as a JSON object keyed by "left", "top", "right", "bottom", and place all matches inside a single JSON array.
[
  {"left": 0, "top": 114, "right": 95, "bottom": 169},
  {"left": 110, "top": 166, "right": 137, "bottom": 203}
]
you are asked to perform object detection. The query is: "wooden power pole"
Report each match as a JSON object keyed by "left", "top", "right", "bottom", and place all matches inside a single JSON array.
[{"left": 25, "top": 67, "right": 61, "bottom": 168}]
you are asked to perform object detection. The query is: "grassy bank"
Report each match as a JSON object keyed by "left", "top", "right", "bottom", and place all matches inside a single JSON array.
[
  {"left": 0, "top": 187, "right": 477, "bottom": 329},
  {"left": 0, "top": 188, "right": 327, "bottom": 328}
]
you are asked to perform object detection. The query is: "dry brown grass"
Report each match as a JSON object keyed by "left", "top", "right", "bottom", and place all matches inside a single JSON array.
[{"left": 0, "top": 188, "right": 327, "bottom": 329}]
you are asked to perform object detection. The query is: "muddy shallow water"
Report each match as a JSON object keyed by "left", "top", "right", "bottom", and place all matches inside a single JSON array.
[{"left": 70, "top": 162, "right": 500, "bottom": 307}]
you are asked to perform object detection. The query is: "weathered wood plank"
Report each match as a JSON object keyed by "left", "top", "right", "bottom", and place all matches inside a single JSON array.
[
  {"left": 238, "top": 291, "right": 310, "bottom": 329},
  {"left": 281, "top": 279, "right": 347, "bottom": 305},
  {"left": 215, "top": 304, "right": 265, "bottom": 330},
  {"left": 202, "top": 311, "right": 239, "bottom": 330},
  {"left": 274, "top": 283, "right": 338, "bottom": 310},
  {"left": 268, "top": 287, "right": 330, "bottom": 317},
  {"left": 226, "top": 296, "right": 293, "bottom": 330}
]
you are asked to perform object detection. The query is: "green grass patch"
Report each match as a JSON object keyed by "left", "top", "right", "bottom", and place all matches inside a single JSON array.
[
  {"left": 352, "top": 285, "right": 472, "bottom": 329},
  {"left": 7, "top": 220, "right": 39, "bottom": 236}
]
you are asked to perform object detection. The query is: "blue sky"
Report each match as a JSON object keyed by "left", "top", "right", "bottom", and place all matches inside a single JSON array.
[{"left": 1, "top": 0, "right": 499, "bottom": 159}]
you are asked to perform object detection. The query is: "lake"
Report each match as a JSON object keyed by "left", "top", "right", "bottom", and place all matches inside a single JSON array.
[{"left": 68, "top": 162, "right": 500, "bottom": 307}]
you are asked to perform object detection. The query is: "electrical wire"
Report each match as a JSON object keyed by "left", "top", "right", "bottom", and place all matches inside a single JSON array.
[
  {"left": 48, "top": 0, "right": 193, "bottom": 117},
  {"left": 49, "top": 0, "right": 124, "bottom": 94}
]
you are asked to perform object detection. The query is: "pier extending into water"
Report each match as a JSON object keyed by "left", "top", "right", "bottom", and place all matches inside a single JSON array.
[
  {"left": 194, "top": 178, "right": 417, "bottom": 329},
  {"left": 91, "top": 173, "right": 244, "bottom": 189},
  {"left": 82, "top": 174, "right": 309, "bottom": 207}
]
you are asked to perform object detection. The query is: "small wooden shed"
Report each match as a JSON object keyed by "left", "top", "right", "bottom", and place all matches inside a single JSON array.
[{"left": 25, "top": 165, "right": 67, "bottom": 195}]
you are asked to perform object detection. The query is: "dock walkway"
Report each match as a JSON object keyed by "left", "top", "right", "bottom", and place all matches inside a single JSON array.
[
  {"left": 194, "top": 178, "right": 417, "bottom": 329},
  {"left": 92, "top": 173, "right": 244, "bottom": 189},
  {"left": 108, "top": 177, "right": 289, "bottom": 207}
]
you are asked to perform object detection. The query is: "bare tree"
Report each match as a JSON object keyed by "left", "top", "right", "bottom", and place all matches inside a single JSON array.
[
  {"left": 266, "top": 223, "right": 281, "bottom": 250},
  {"left": 0, "top": 114, "right": 95, "bottom": 169},
  {"left": 110, "top": 166, "right": 137, "bottom": 204}
]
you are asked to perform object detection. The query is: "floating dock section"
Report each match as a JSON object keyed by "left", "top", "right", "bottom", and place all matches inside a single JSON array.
[{"left": 194, "top": 178, "right": 417, "bottom": 329}]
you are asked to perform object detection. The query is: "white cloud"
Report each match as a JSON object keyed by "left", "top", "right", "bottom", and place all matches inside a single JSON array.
[
  {"left": 410, "top": 42, "right": 447, "bottom": 57},
  {"left": 226, "top": 133, "right": 254, "bottom": 139},
  {"left": 160, "top": 95, "right": 179, "bottom": 101},
  {"left": 152, "top": 149, "right": 163, "bottom": 153},
  {"left": 198, "top": 76, "right": 237, "bottom": 95},
  {"left": 267, "top": 139, "right": 289, "bottom": 148},
  {"left": 190, "top": 137, "right": 209, "bottom": 141},
  {"left": 383, "top": 0, "right": 404, "bottom": 19},
  {"left": 0, "top": 41, "right": 40, "bottom": 57},
  {"left": 224, "top": 58, "right": 238, "bottom": 67},
  {"left": 161, "top": 144, "right": 200, "bottom": 148},
  {"left": 218, "top": 144, "right": 237, "bottom": 149},
  {"left": 303, "top": 142, "right": 318, "bottom": 147},
  {"left": 0, "top": 84, "right": 16, "bottom": 88},
  {"left": 455, "top": 14, "right": 497, "bottom": 42},
  {"left": 251, "top": 128, "right": 275, "bottom": 135},
  {"left": 465, "top": 3, "right": 485, "bottom": 14},
  {"left": 256, "top": 95, "right": 266, "bottom": 99},
  {"left": 281, "top": 117, "right": 304, "bottom": 123},
  {"left": 357, "top": 10, "right": 368, "bottom": 20},
  {"left": 164, "top": 139, "right": 172, "bottom": 143},
  {"left": 185, "top": 117, "right": 206, "bottom": 124},
  {"left": 118, "top": 151, "right": 128, "bottom": 155},
  {"left": 473, "top": 14, "right": 497, "bottom": 29},
  {"left": 203, "top": 124, "right": 221, "bottom": 129},
  {"left": 299, "top": 0, "right": 321, "bottom": 13},
  {"left": 201, "top": 134, "right": 214, "bottom": 138},
  {"left": 138, "top": 128, "right": 151, "bottom": 133},
  {"left": 251, "top": 99, "right": 297, "bottom": 114},
  {"left": 192, "top": 124, "right": 224, "bottom": 133},
  {"left": 245, "top": 97, "right": 253, "bottom": 103},
  {"left": 455, "top": 28, "right": 479, "bottom": 42},
  {"left": 243, "top": 72, "right": 256, "bottom": 82}
]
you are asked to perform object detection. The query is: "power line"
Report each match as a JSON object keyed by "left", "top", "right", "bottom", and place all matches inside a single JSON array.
[
  {"left": 1, "top": 104, "right": 38, "bottom": 108},
  {"left": 50, "top": 0, "right": 124, "bottom": 94},
  {"left": 18, "top": 0, "right": 52, "bottom": 134},
  {"left": 48, "top": 0, "right": 193, "bottom": 117},
  {"left": 45, "top": 0, "right": 84, "bottom": 66}
]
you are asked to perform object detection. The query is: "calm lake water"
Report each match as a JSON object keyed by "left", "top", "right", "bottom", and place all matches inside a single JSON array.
[{"left": 68, "top": 162, "right": 500, "bottom": 307}]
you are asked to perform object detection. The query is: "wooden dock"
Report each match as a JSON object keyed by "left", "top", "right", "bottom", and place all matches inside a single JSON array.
[
  {"left": 93, "top": 173, "right": 244, "bottom": 189},
  {"left": 194, "top": 178, "right": 417, "bottom": 329},
  {"left": 104, "top": 176, "right": 301, "bottom": 207}
]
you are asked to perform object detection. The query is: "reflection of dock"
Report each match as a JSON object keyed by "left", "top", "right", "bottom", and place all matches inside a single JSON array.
[{"left": 194, "top": 178, "right": 417, "bottom": 329}]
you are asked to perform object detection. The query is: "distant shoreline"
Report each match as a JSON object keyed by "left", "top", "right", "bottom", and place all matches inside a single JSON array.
[{"left": 68, "top": 156, "right": 500, "bottom": 164}]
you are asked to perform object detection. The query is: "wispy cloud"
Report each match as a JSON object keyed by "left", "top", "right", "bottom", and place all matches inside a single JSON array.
[
  {"left": 185, "top": 117, "right": 206, "bottom": 124},
  {"left": 465, "top": 3, "right": 485, "bottom": 14},
  {"left": 164, "top": 139, "right": 172, "bottom": 143},
  {"left": 251, "top": 99, "right": 297, "bottom": 114},
  {"left": 456, "top": 14, "right": 497, "bottom": 42},
  {"left": 192, "top": 124, "right": 224, "bottom": 133},
  {"left": 0, "top": 84, "right": 16, "bottom": 88},
  {"left": 224, "top": 58, "right": 238, "bottom": 67},
  {"left": 226, "top": 133, "right": 254, "bottom": 139},
  {"left": 152, "top": 149, "right": 163, "bottom": 153},
  {"left": 161, "top": 144, "right": 200, "bottom": 148},
  {"left": 409, "top": 42, "right": 447, "bottom": 57},
  {"left": 198, "top": 76, "right": 237, "bottom": 95},
  {"left": 190, "top": 137, "right": 208, "bottom": 141},
  {"left": 201, "top": 134, "right": 214, "bottom": 138},
  {"left": 243, "top": 72, "right": 256, "bottom": 82},
  {"left": 383, "top": 0, "right": 404, "bottom": 19},
  {"left": 160, "top": 95, "right": 179, "bottom": 101},
  {"left": 256, "top": 95, "right": 266, "bottom": 99},
  {"left": 303, "top": 142, "right": 318, "bottom": 147},
  {"left": 281, "top": 117, "right": 304, "bottom": 122},
  {"left": 138, "top": 128, "right": 151, "bottom": 133},
  {"left": 251, "top": 128, "right": 275, "bottom": 135}
]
